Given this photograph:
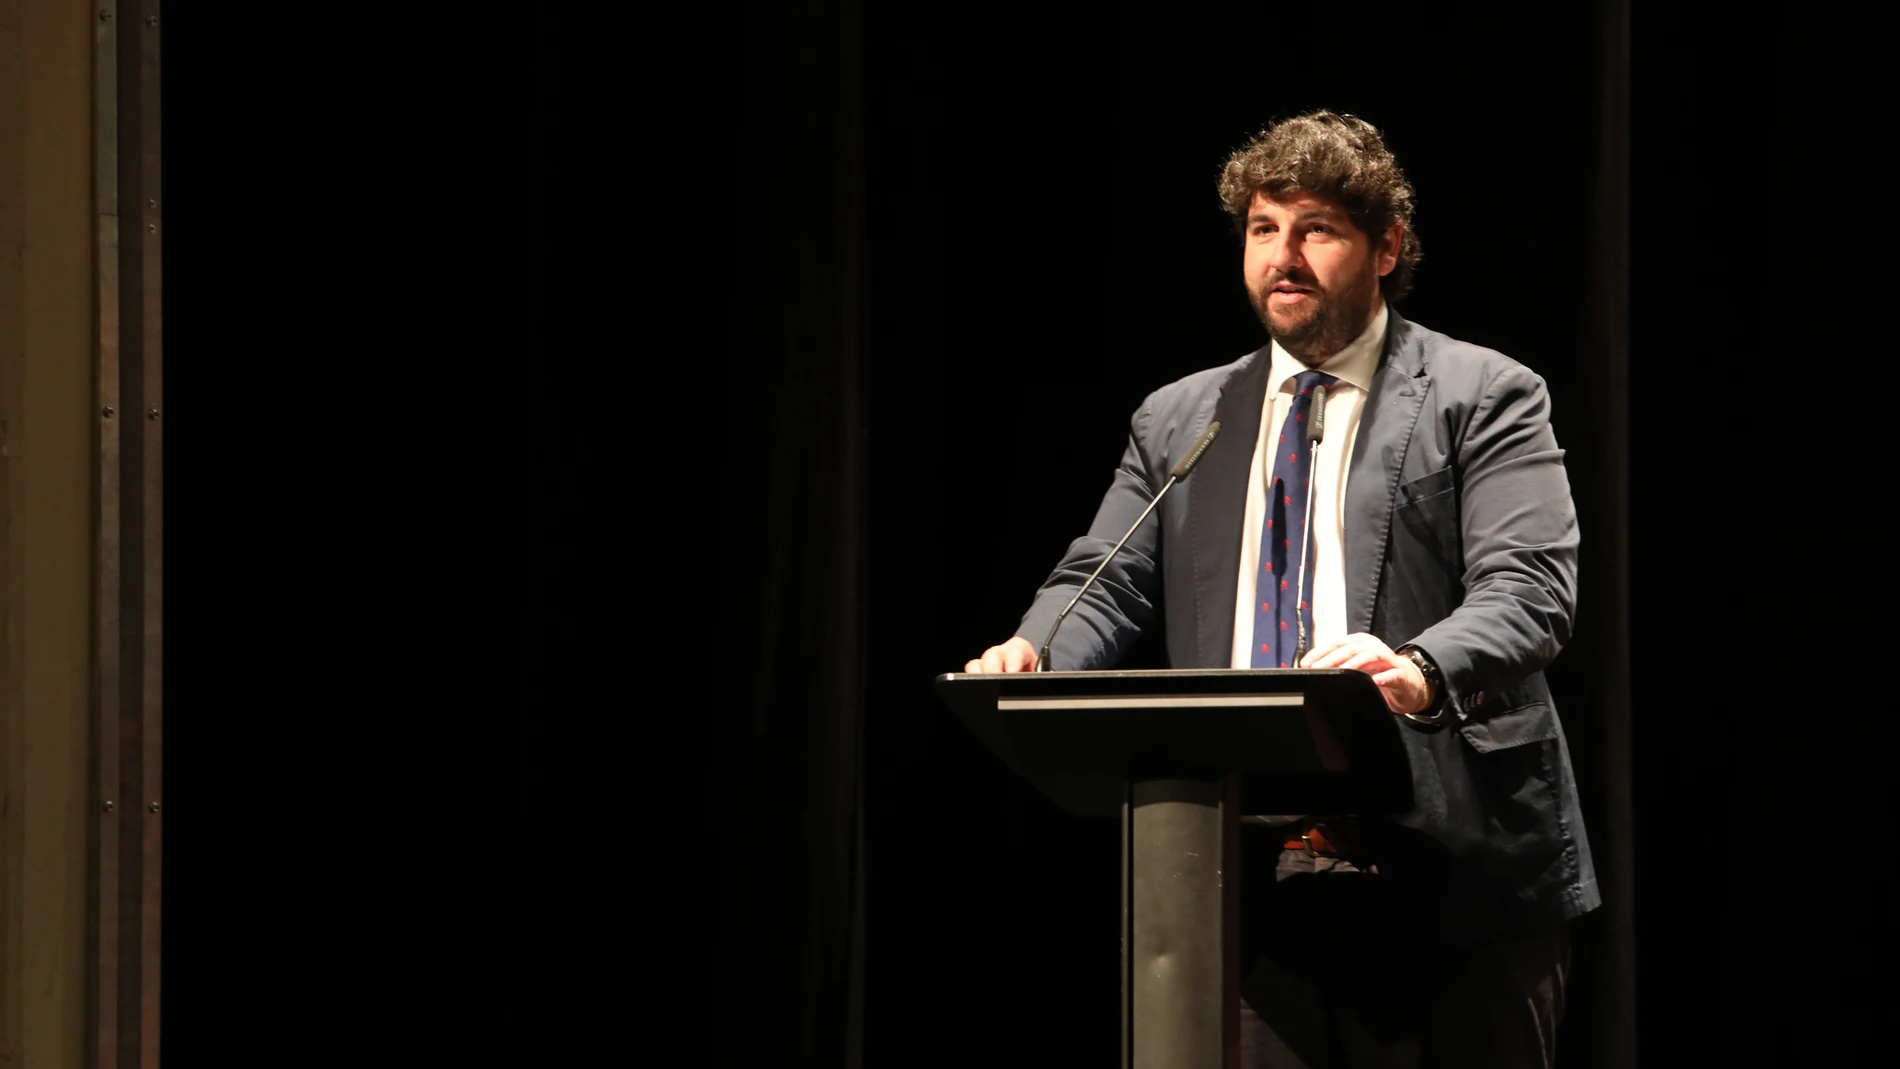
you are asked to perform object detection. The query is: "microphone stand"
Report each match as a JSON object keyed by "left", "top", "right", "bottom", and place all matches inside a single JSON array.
[
  {"left": 1292, "top": 383, "right": 1329, "bottom": 668},
  {"left": 1037, "top": 420, "right": 1222, "bottom": 672}
]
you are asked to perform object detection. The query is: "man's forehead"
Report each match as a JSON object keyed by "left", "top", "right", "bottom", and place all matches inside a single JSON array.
[{"left": 1247, "top": 190, "right": 1348, "bottom": 218}]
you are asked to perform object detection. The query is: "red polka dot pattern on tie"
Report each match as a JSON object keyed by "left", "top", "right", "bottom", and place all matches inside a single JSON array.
[{"left": 1250, "top": 368, "right": 1338, "bottom": 669}]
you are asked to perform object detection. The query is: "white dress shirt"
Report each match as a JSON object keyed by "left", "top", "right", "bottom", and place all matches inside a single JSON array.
[{"left": 1229, "top": 302, "right": 1388, "bottom": 669}]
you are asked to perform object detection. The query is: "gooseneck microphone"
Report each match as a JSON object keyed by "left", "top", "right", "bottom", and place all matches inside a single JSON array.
[
  {"left": 1291, "top": 384, "right": 1329, "bottom": 668},
  {"left": 1036, "top": 421, "right": 1222, "bottom": 672}
]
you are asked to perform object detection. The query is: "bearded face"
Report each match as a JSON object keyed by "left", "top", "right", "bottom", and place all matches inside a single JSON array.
[{"left": 1241, "top": 191, "right": 1396, "bottom": 365}]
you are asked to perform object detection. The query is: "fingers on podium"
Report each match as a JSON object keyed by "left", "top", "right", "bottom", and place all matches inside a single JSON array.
[{"left": 970, "top": 639, "right": 1038, "bottom": 674}]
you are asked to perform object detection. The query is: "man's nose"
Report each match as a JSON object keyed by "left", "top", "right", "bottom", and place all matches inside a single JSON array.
[{"left": 1264, "top": 233, "right": 1303, "bottom": 275}]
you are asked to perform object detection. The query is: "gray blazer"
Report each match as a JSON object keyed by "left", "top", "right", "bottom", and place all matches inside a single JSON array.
[{"left": 1014, "top": 309, "right": 1599, "bottom": 943}]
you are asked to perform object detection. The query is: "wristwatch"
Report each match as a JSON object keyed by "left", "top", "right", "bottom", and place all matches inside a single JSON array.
[{"left": 1393, "top": 644, "right": 1449, "bottom": 723}]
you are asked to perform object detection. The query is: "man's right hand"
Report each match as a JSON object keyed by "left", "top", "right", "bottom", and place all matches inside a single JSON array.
[{"left": 964, "top": 636, "right": 1039, "bottom": 674}]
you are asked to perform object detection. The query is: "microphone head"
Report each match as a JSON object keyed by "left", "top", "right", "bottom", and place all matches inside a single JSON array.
[
  {"left": 1169, "top": 421, "right": 1221, "bottom": 479},
  {"left": 1309, "top": 385, "right": 1328, "bottom": 444}
]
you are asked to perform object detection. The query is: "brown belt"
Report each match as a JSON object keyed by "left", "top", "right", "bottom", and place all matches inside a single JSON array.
[{"left": 1281, "top": 821, "right": 1356, "bottom": 857}]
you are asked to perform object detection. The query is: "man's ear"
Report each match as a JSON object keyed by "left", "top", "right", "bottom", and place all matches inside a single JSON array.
[{"left": 1375, "top": 224, "right": 1402, "bottom": 278}]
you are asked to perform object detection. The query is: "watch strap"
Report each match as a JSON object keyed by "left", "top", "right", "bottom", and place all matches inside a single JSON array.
[{"left": 1394, "top": 644, "right": 1449, "bottom": 723}]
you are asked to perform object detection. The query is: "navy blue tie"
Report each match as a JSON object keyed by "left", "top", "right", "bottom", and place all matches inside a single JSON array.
[{"left": 1251, "top": 370, "right": 1337, "bottom": 668}]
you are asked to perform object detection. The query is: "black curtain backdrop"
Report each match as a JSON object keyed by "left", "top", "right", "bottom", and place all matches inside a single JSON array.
[
  {"left": 159, "top": 9, "right": 555, "bottom": 1066},
  {"left": 151, "top": 2, "right": 1881, "bottom": 1066}
]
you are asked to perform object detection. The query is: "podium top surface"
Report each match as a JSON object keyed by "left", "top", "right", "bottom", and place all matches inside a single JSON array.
[
  {"left": 933, "top": 668, "right": 1412, "bottom": 816},
  {"left": 935, "top": 668, "right": 1358, "bottom": 682},
  {"left": 934, "top": 667, "right": 1385, "bottom": 713}
]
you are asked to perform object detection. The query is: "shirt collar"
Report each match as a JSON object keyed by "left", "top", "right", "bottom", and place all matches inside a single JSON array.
[{"left": 1266, "top": 300, "right": 1388, "bottom": 397}]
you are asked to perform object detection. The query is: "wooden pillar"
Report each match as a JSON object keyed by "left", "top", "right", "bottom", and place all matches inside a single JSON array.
[{"left": 0, "top": 2, "right": 103, "bottom": 1067}]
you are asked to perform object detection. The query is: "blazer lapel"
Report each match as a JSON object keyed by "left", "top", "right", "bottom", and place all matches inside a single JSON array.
[
  {"left": 1344, "top": 311, "right": 1429, "bottom": 635},
  {"left": 1187, "top": 347, "right": 1271, "bottom": 667}
]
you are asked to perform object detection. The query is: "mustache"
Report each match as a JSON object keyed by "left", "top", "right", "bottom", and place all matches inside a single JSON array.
[{"left": 1265, "top": 271, "right": 1321, "bottom": 292}]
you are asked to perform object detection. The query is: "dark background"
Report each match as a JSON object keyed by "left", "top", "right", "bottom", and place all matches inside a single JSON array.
[{"left": 153, "top": 2, "right": 1882, "bottom": 1066}]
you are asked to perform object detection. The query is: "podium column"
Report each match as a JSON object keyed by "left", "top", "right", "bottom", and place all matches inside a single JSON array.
[{"left": 1125, "top": 773, "right": 1241, "bottom": 1069}]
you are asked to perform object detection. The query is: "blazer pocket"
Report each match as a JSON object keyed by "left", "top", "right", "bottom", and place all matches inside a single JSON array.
[
  {"left": 1395, "top": 465, "right": 1456, "bottom": 509},
  {"left": 1390, "top": 466, "right": 1462, "bottom": 581},
  {"left": 1458, "top": 701, "right": 1558, "bottom": 753}
]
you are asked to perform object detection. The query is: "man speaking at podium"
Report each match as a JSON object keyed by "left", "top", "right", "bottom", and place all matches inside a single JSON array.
[{"left": 964, "top": 112, "right": 1597, "bottom": 1068}]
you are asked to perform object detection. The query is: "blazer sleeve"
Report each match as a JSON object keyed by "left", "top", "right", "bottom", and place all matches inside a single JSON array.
[
  {"left": 1408, "top": 363, "right": 1579, "bottom": 713},
  {"left": 1012, "top": 398, "right": 1164, "bottom": 672}
]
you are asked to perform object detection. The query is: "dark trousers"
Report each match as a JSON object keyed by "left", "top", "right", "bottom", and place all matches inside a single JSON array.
[{"left": 1238, "top": 843, "right": 1570, "bottom": 1069}]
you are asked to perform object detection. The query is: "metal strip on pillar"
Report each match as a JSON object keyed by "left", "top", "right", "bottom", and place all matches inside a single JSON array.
[
  {"left": 92, "top": 3, "right": 162, "bottom": 1068},
  {"left": 1121, "top": 788, "right": 1133, "bottom": 1069}
]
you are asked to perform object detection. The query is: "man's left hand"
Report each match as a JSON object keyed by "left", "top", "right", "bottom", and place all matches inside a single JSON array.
[{"left": 1300, "top": 633, "right": 1431, "bottom": 715}]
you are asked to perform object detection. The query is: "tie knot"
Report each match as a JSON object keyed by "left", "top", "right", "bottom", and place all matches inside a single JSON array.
[{"left": 1293, "top": 370, "right": 1337, "bottom": 398}]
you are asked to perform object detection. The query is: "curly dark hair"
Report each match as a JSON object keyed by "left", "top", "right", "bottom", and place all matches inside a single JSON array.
[{"left": 1218, "top": 111, "right": 1422, "bottom": 302}]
